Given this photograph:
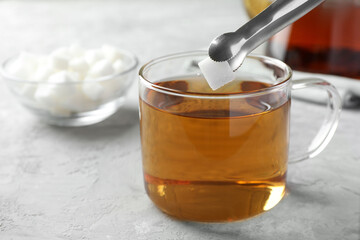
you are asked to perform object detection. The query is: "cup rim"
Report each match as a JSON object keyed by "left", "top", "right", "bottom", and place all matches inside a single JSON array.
[
  {"left": 0, "top": 48, "right": 139, "bottom": 85},
  {"left": 139, "top": 50, "right": 293, "bottom": 98}
]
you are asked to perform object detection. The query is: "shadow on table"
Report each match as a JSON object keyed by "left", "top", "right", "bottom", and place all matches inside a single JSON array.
[
  {"left": 47, "top": 105, "right": 140, "bottom": 141},
  {"left": 177, "top": 221, "right": 255, "bottom": 240},
  {"left": 286, "top": 181, "right": 331, "bottom": 206}
]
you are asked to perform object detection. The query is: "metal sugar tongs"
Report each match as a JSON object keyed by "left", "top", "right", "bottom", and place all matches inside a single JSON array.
[{"left": 209, "top": 0, "right": 325, "bottom": 71}]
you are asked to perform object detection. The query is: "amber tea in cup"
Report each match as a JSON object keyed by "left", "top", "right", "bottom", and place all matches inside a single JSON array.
[{"left": 139, "top": 52, "right": 341, "bottom": 222}]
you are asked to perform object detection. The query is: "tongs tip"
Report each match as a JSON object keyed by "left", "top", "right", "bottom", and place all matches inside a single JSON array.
[{"left": 208, "top": 32, "right": 238, "bottom": 63}]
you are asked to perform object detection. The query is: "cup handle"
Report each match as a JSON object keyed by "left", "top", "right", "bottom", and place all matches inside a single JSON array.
[{"left": 290, "top": 78, "right": 342, "bottom": 163}]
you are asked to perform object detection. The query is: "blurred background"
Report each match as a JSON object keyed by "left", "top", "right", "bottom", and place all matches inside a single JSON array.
[
  {"left": 0, "top": 0, "right": 247, "bottom": 63},
  {"left": 0, "top": 1, "right": 358, "bottom": 239}
]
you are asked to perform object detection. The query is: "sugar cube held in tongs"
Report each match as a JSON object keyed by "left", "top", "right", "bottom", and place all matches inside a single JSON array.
[{"left": 199, "top": 0, "right": 325, "bottom": 90}]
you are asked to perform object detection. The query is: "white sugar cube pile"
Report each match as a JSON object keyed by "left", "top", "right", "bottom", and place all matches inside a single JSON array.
[
  {"left": 198, "top": 57, "right": 235, "bottom": 90},
  {"left": 5, "top": 44, "right": 128, "bottom": 116}
]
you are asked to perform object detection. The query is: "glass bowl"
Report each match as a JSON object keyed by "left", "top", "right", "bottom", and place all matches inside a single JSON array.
[{"left": 0, "top": 49, "right": 138, "bottom": 127}]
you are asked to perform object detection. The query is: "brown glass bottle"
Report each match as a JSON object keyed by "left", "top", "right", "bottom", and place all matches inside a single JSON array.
[{"left": 244, "top": 0, "right": 360, "bottom": 79}]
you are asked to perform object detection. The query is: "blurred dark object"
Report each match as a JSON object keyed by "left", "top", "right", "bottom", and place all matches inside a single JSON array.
[{"left": 244, "top": 0, "right": 360, "bottom": 80}]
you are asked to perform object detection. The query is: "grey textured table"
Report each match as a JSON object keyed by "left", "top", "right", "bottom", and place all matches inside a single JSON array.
[{"left": 0, "top": 0, "right": 359, "bottom": 239}]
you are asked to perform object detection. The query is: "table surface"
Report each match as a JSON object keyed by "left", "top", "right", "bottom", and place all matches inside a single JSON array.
[{"left": 0, "top": 0, "right": 359, "bottom": 239}]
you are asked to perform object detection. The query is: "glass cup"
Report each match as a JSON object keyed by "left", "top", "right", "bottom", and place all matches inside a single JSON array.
[{"left": 138, "top": 51, "right": 341, "bottom": 222}]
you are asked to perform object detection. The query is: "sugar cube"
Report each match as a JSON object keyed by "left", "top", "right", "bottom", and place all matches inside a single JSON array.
[
  {"left": 198, "top": 57, "right": 235, "bottom": 90},
  {"left": 48, "top": 70, "right": 78, "bottom": 83},
  {"left": 31, "top": 65, "right": 54, "bottom": 82},
  {"left": 69, "top": 58, "right": 89, "bottom": 76},
  {"left": 50, "top": 55, "right": 68, "bottom": 70},
  {"left": 101, "top": 44, "right": 122, "bottom": 62},
  {"left": 87, "top": 59, "right": 114, "bottom": 79},
  {"left": 7, "top": 52, "right": 38, "bottom": 79},
  {"left": 113, "top": 59, "right": 124, "bottom": 73},
  {"left": 69, "top": 43, "right": 85, "bottom": 57},
  {"left": 82, "top": 82, "right": 104, "bottom": 101},
  {"left": 84, "top": 49, "right": 104, "bottom": 66}
]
